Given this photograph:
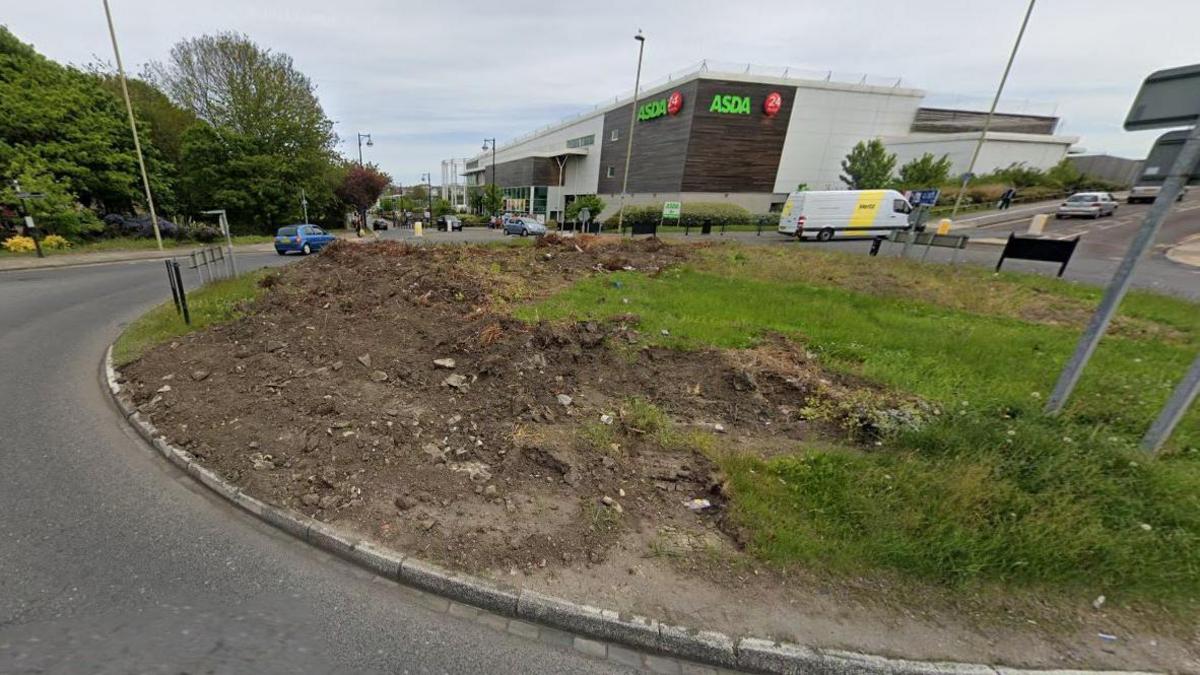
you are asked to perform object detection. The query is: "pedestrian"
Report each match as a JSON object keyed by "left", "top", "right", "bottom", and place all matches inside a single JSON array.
[{"left": 999, "top": 186, "right": 1016, "bottom": 210}]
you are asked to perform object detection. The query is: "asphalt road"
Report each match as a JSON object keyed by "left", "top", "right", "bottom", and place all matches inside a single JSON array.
[
  {"left": 383, "top": 196, "right": 1200, "bottom": 299},
  {"left": 0, "top": 253, "right": 630, "bottom": 674}
]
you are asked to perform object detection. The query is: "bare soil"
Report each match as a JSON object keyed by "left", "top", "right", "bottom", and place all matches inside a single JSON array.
[{"left": 121, "top": 238, "right": 1198, "bottom": 672}]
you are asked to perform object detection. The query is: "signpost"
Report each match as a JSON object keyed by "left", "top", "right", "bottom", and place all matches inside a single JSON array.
[
  {"left": 995, "top": 233, "right": 1079, "bottom": 277},
  {"left": 1046, "top": 64, "right": 1200, "bottom": 453},
  {"left": 11, "top": 181, "right": 46, "bottom": 258}
]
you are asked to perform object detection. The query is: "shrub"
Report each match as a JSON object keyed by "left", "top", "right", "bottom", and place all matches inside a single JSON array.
[
  {"left": 751, "top": 213, "right": 780, "bottom": 227},
  {"left": 41, "top": 234, "right": 71, "bottom": 249},
  {"left": 459, "top": 214, "right": 488, "bottom": 227},
  {"left": 679, "top": 202, "right": 752, "bottom": 228},
  {"left": 2, "top": 235, "right": 37, "bottom": 253},
  {"left": 565, "top": 194, "right": 606, "bottom": 223}
]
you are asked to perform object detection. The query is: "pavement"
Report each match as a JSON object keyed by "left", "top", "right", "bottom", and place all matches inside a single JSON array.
[
  {"left": 1166, "top": 233, "right": 1200, "bottom": 268},
  {"left": 0, "top": 253, "right": 632, "bottom": 674}
]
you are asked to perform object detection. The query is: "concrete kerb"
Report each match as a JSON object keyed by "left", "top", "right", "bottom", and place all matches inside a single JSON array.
[{"left": 103, "top": 345, "right": 1158, "bottom": 675}]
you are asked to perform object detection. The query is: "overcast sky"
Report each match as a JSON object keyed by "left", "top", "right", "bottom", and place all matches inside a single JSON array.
[{"left": 6, "top": 1, "right": 1199, "bottom": 185}]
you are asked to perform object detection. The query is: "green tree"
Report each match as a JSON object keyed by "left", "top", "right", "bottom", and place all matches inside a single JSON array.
[
  {"left": 432, "top": 198, "right": 454, "bottom": 217},
  {"left": 1046, "top": 158, "right": 1082, "bottom": 189},
  {"left": 564, "top": 194, "right": 605, "bottom": 222},
  {"left": 839, "top": 139, "right": 896, "bottom": 190},
  {"left": 897, "top": 153, "right": 952, "bottom": 188},
  {"left": 481, "top": 184, "right": 502, "bottom": 215},
  {"left": 407, "top": 184, "right": 428, "bottom": 202},
  {"left": 0, "top": 27, "right": 172, "bottom": 230},
  {"left": 335, "top": 164, "right": 391, "bottom": 233}
]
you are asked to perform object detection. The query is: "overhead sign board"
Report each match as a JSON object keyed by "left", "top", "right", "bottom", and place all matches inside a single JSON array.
[
  {"left": 1139, "top": 129, "right": 1200, "bottom": 185},
  {"left": 662, "top": 201, "right": 682, "bottom": 219},
  {"left": 1125, "top": 63, "right": 1200, "bottom": 131}
]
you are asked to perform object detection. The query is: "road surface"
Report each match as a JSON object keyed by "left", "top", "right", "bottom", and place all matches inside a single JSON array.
[{"left": 0, "top": 253, "right": 631, "bottom": 674}]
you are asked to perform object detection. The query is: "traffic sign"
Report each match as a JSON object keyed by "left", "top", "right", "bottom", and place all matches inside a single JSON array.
[
  {"left": 662, "top": 201, "right": 682, "bottom": 219},
  {"left": 907, "top": 189, "right": 940, "bottom": 207},
  {"left": 1125, "top": 63, "right": 1200, "bottom": 131}
]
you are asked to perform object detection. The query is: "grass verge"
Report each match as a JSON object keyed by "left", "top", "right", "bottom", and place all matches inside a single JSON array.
[
  {"left": 112, "top": 269, "right": 270, "bottom": 365},
  {"left": 518, "top": 244, "right": 1200, "bottom": 604},
  {"left": 0, "top": 235, "right": 273, "bottom": 258}
]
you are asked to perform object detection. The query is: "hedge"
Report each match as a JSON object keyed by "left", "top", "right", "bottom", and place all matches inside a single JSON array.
[{"left": 603, "top": 202, "right": 753, "bottom": 228}]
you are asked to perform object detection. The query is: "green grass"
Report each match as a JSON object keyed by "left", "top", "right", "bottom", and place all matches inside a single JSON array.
[
  {"left": 0, "top": 235, "right": 273, "bottom": 258},
  {"left": 113, "top": 269, "right": 270, "bottom": 365},
  {"left": 518, "top": 245, "right": 1200, "bottom": 603}
]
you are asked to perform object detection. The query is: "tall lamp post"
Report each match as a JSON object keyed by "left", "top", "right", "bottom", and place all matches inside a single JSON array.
[
  {"left": 949, "top": 0, "right": 1036, "bottom": 219},
  {"left": 481, "top": 138, "right": 497, "bottom": 218},
  {"left": 420, "top": 172, "right": 433, "bottom": 222},
  {"left": 617, "top": 30, "right": 646, "bottom": 234},
  {"left": 357, "top": 132, "right": 373, "bottom": 166},
  {"left": 103, "top": 0, "right": 163, "bottom": 250}
]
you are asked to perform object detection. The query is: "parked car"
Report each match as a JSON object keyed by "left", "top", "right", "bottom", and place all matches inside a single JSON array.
[
  {"left": 1127, "top": 184, "right": 1188, "bottom": 204},
  {"left": 503, "top": 217, "right": 546, "bottom": 237},
  {"left": 275, "top": 224, "right": 335, "bottom": 255},
  {"left": 1055, "top": 192, "right": 1118, "bottom": 219},
  {"left": 436, "top": 215, "right": 463, "bottom": 232}
]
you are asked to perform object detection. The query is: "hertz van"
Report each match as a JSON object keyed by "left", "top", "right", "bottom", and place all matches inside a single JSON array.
[{"left": 778, "top": 189, "right": 914, "bottom": 241}]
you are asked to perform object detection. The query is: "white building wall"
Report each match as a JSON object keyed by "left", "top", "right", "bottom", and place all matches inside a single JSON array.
[
  {"left": 774, "top": 85, "right": 924, "bottom": 192},
  {"left": 883, "top": 132, "right": 1077, "bottom": 175},
  {"left": 472, "top": 114, "right": 605, "bottom": 195}
]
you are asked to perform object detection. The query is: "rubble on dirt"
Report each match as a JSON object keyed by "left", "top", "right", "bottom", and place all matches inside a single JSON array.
[{"left": 123, "top": 238, "right": 926, "bottom": 574}]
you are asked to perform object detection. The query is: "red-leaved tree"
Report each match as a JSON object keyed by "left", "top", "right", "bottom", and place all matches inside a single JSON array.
[{"left": 335, "top": 163, "right": 391, "bottom": 234}]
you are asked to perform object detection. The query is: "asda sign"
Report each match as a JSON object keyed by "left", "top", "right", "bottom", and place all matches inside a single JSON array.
[
  {"left": 708, "top": 91, "right": 785, "bottom": 116},
  {"left": 638, "top": 90, "right": 684, "bottom": 122}
]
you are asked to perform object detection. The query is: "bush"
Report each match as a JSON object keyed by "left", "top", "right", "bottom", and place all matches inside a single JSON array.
[
  {"left": 41, "top": 234, "right": 71, "bottom": 249},
  {"left": 679, "top": 202, "right": 752, "bottom": 228},
  {"left": 2, "top": 235, "right": 36, "bottom": 253},
  {"left": 751, "top": 213, "right": 780, "bottom": 227},
  {"left": 459, "top": 214, "right": 488, "bottom": 227},
  {"left": 565, "top": 195, "right": 606, "bottom": 223}
]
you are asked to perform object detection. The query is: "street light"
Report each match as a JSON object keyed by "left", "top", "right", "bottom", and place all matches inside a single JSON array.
[
  {"left": 617, "top": 30, "right": 646, "bottom": 234},
  {"left": 357, "top": 132, "right": 373, "bottom": 166},
  {"left": 949, "top": 0, "right": 1036, "bottom": 219},
  {"left": 420, "top": 172, "right": 433, "bottom": 222},
  {"left": 482, "top": 138, "right": 496, "bottom": 217}
]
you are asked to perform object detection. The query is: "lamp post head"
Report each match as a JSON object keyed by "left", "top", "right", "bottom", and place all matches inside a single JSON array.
[
  {"left": 366, "top": 137, "right": 374, "bottom": 147},
  {"left": 634, "top": 29, "right": 645, "bottom": 42}
]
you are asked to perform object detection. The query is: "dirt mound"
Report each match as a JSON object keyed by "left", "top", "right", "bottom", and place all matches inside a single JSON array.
[{"left": 123, "top": 240, "right": 918, "bottom": 574}]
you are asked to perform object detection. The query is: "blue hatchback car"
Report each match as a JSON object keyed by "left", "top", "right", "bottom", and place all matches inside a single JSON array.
[{"left": 275, "top": 224, "right": 335, "bottom": 255}]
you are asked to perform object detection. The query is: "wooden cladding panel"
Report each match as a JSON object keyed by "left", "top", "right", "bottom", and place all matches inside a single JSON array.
[{"left": 681, "top": 80, "right": 794, "bottom": 193}]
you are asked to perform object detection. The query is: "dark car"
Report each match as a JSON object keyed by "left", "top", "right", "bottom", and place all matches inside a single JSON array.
[
  {"left": 436, "top": 215, "right": 462, "bottom": 232},
  {"left": 275, "top": 224, "right": 335, "bottom": 255}
]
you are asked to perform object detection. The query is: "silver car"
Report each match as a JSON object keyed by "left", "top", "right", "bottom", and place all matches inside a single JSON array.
[
  {"left": 503, "top": 217, "right": 547, "bottom": 237},
  {"left": 1056, "top": 192, "right": 1118, "bottom": 219},
  {"left": 1127, "top": 184, "right": 1187, "bottom": 204}
]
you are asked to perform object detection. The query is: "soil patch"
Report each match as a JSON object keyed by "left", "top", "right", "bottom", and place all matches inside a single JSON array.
[{"left": 120, "top": 238, "right": 1196, "bottom": 671}]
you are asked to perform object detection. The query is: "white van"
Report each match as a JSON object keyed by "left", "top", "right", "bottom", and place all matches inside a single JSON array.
[{"left": 778, "top": 190, "right": 914, "bottom": 241}]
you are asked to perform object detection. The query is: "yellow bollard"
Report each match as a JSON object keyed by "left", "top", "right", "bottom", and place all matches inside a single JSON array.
[
  {"left": 936, "top": 218, "right": 952, "bottom": 235},
  {"left": 1027, "top": 213, "right": 1048, "bottom": 236},
  {"left": 414, "top": 221, "right": 423, "bottom": 237}
]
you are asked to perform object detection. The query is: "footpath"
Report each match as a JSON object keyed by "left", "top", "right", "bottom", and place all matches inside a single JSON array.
[{"left": 1166, "top": 233, "right": 1200, "bottom": 268}]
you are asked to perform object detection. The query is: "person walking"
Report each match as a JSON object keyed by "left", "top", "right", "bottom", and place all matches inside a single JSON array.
[{"left": 999, "top": 186, "right": 1017, "bottom": 210}]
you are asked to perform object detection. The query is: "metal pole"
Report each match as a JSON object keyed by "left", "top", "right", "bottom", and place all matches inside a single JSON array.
[
  {"left": 173, "top": 261, "right": 191, "bottom": 325},
  {"left": 103, "top": 0, "right": 163, "bottom": 251},
  {"left": 301, "top": 188, "right": 309, "bottom": 224},
  {"left": 1046, "top": 121, "right": 1200, "bottom": 414},
  {"left": 949, "top": 0, "right": 1036, "bottom": 220},
  {"left": 165, "top": 259, "right": 181, "bottom": 314},
  {"left": 617, "top": 31, "right": 646, "bottom": 234},
  {"left": 358, "top": 135, "right": 364, "bottom": 166},
  {"left": 1142, "top": 352, "right": 1200, "bottom": 454},
  {"left": 222, "top": 212, "right": 237, "bottom": 276}
]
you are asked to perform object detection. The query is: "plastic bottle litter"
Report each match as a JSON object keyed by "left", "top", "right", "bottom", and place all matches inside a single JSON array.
[{"left": 684, "top": 498, "right": 713, "bottom": 512}]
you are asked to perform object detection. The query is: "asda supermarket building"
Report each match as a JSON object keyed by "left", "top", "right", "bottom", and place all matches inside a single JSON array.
[{"left": 452, "top": 62, "right": 1077, "bottom": 221}]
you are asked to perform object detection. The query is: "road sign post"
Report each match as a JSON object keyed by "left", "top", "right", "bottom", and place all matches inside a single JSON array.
[
  {"left": 1046, "top": 64, "right": 1200, "bottom": 416},
  {"left": 1142, "top": 353, "right": 1200, "bottom": 454}
]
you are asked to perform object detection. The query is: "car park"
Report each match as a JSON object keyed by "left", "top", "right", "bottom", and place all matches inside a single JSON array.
[
  {"left": 275, "top": 224, "right": 335, "bottom": 255},
  {"left": 1055, "top": 192, "right": 1118, "bottom": 219},
  {"left": 502, "top": 217, "right": 546, "bottom": 237},
  {"left": 436, "top": 215, "right": 463, "bottom": 232}
]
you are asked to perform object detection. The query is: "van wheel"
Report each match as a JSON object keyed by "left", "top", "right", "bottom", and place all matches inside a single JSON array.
[{"left": 816, "top": 228, "right": 834, "bottom": 242}]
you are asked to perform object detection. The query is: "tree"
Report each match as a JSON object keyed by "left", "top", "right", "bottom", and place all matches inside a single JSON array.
[
  {"left": 0, "top": 27, "right": 172, "bottom": 229},
  {"left": 146, "top": 32, "right": 335, "bottom": 154},
  {"left": 407, "top": 184, "right": 428, "bottom": 202},
  {"left": 335, "top": 164, "right": 391, "bottom": 233},
  {"left": 840, "top": 139, "right": 896, "bottom": 190},
  {"left": 1046, "top": 158, "right": 1082, "bottom": 189},
  {"left": 897, "top": 153, "right": 952, "bottom": 188},
  {"left": 565, "top": 195, "right": 605, "bottom": 222},
  {"left": 481, "top": 184, "right": 502, "bottom": 215},
  {"left": 432, "top": 198, "right": 454, "bottom": 217}
]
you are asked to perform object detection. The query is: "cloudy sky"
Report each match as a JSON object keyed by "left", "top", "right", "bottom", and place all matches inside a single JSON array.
[{"left": 6, "top": 1, "right": 1198, "bottom": 185}]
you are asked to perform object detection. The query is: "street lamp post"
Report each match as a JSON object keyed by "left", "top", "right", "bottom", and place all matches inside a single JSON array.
[
  {"left": 482, "top": 138, "right": 496, "bottom": 218},
  {"left": 420, "top": 172, "right": 433, "bottom": 223},
  {"left": 949, "top": 0, "right": 1036, "bottom": 219},
  {"left": 357, "top": 132, "right": 373, "bottom": 166},
  {"left": 103, "top": 0, "right": 163, "bottom": 250},
  {"left": 617, "top": 30, "right": 646, "bottom": 234}
]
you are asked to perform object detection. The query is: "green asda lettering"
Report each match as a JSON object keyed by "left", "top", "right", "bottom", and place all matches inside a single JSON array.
[
  {"left": 709, "top": 94, "right": 751, "bottom": 114},
  {"left": 638, "top": 98, "right": 668, "bottom": 121}
]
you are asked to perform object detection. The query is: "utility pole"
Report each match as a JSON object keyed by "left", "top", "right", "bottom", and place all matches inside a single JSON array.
[
  {"left": 949, "top": 0, "right": 1036, "bottom": 220},
  {"left": 420, "top": 172, "right": 433, "bottom": 222},
  {"left": 482, "top": 139, "right": 497, "bottom": 218},
  {"left": 103, "top": 0, "right": 163, "bottom": 250},
  {"left": 617, "top": 30, "right": 646, "bottom": 234},
  {"left": 357, "top": 132, "right": 373, "bottom": 166}
]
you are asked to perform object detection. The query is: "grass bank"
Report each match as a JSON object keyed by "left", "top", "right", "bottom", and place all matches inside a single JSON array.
[
  {"left": 112, "top": 269, "right": 270, "bottom": 365},
  {"left": 518, "top": 244, "right": 1200, "bottom": 604}
]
